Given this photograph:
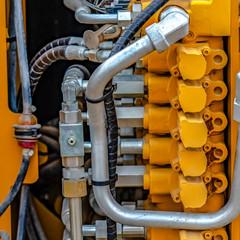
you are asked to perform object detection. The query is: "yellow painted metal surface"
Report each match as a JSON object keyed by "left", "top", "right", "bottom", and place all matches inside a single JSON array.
[
  {"left": 0, "top": 0, "right": 38, "bottom": 235},
  {"left": 142, "top": 0, "right": 232, "bottom": 238}
]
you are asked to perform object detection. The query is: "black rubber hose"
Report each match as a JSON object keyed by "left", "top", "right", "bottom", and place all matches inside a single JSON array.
[
  {"left": 16, "top": 185, "right": 29, "bottom": 240},
  {"left": 29, "top": 46, "right": 68, "bottom": 94},
  {"left": 7, "top": 0, "right": 18, "bottom": 113},
  {"left": 14, "top": 0, "right": 32, "bottom": 114},
  {"left": 39, "top": 126, "right": 59, "bottom": 140},
  {"left": 39, "top": 134, "right": 60, "bottom": 153},
  {"left": 29, "top": 37, "right": 72, "bottom": 66},
  {"left": 26, "top": 209, "right": 38, "bottom": 240},
  {"left": 39, "top": 159, "right": 61, "bottom": 179},
  {"left": 28, "top": 195, "right": 47, "bottom": 240},
  {"left": 104, "top": 1, "right": 167, "bottom": 239},
  {"left": 111, "top": 0, "right": 167, "bottom": 55},
  {"left": 0, "top": 150, "right": 30, "bottom": 216}
]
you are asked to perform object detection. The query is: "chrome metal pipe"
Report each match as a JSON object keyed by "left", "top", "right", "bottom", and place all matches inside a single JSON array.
[
  {"left": 84, "top": 139, "right": 143, "bottom": 154},
  {"left": 84, "top": 141, "right": 92, "bottom": 153},
  {"left": 91, "top": 125, "right": 240, "bottom": 229},
  {"left": 76, "top": 12, "right": 118, "bottom": 24},
  {"left": 82, "top": 225, "right": 96, "bottom": 236},
  {"left": 120, "top": 138, "right": 143, "bottom": 154},
  {"left": 85, "top": 7, "right": 240, "bottom": 229},
  {"left": 123, "top": 225, "right": 145, "bottom": 238},
  {"left": 69, "top": 198, "right": 83, "bottom": 240}
]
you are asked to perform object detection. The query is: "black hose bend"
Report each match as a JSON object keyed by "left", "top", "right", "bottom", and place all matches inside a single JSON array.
[
  {"left": 0, "top": 150, "right": 30, "bottom": 216},
  {"left": 29, "top": 46, "right": 68, "bottom": 94},
  {"left": 104, "top": 1, "right": 167, "bottom": 239},
  {"left": 39, "top": 134, "right": 60, "bottom": 153},
  {"left": 29, "top": 37, "right": 72, "bottom": 66}
]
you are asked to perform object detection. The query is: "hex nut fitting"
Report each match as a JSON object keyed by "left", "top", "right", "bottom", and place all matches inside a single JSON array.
[
  {"left": 132, "top": 4, "right": 142, "bottom": 20},
  {"left": 146, "top": 7, "right": 189, "bottom": 53},
  {"left": 60, "top": 110, "right": 81, "bottom": 124},
  {"left": 63, "top": 167, "right": 85, "bottom": 179},
  {"left": 62, "top": 178, "right": 87, "bottom": 198},
  {"left": 117, "top": 10, "right": 131, "bottom": 27}
]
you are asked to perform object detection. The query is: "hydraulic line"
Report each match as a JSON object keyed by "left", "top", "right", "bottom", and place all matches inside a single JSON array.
[
  {"left": 39, "top": 126, "right": 59, "bottom": 140},
  {"left": 28, "top": 195, "right": 47, "bottom": 240},
  {"left": 39, "top": 134, "right": 60, "bottom": 153},
  {"left": 103, "top": 1, "right": 167, "bottom": 239},
  {"left": 7, "top": 0, "right": 18, "bottom": 113},
  {"left": 14, "top": 0, "right": 32, "bottom": 114},
  {"left": 0, "top": 149, "right": 30, "bottom": 216},
  {"left": 29, "top": 45, "right": 88, "bottom": 94},
  {"left": 111, "top": 0, "right": 167, "bottom": 55},
  {"left": 16, "top": 185, "right": 29, "bottom": 240},
  {"left": 29, "top": 37, "right": 84, "bottom": 66},
  {"left": 30, "top": 46, "right": 68, "bottom": 94},
  {"left": 0, "top": 231, "right": 10, "bottom": 240},
  {"left": 26, "top": 210, "right": 38, "bottom": 240}
]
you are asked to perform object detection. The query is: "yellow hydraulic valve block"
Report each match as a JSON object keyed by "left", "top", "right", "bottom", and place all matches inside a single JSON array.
[
  {"left": 143, "top": 104, "right": 227, "bottom": 148},
  {"left": 147, "top": 228, "right": 228, "bottom": 240},
  {"left": 143, "top": 42, "right": 228, "bottom": 75},
  {"left": 145, "top": 73, "right": 228, "bottom": 113},
  {"left": 143, "top": 166, "right": 228, "bottom": 208}
]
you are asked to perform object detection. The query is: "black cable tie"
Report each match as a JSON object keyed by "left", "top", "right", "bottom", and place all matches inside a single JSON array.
[
  {"left": 7, "top": 36, "right": 16, "bottom": 43},
  {"left": 85, "top": 84, "right": 117, "bottom": 104},
  {"left": 91, "top": 174, "right": 118, "bottom": 186}
]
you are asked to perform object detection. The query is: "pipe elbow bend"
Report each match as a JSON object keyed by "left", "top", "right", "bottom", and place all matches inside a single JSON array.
[{"left": 146, "top": 6, "right": 189, "bottom": 53}]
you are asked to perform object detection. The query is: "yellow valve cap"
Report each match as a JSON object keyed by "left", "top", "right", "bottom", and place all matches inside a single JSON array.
[
  {"left": 178, "top": 81, "right": 207, "bottom": 113},
  {"left": 178, "top": 111, "right": 208, "bottom": 148},
  {"left": 179, "top": 230, "right": 204, "bottom": 240},
  {"left": 143, "top": 138, "right": 176, "bottom": 165},
  {"left": 179, "top": 174, "right": 208, "bottom": 208},
  {"left": 144, "top": 168, "right": 172, "bottom": 195},
  {"left": 179, "top": 144, "right": 207, "bottom": 177},
  {"left": 177, "top": 46, "right": 207, "bottom": 80},
  {"left": 146, "top": 73, "right": 169, "bottom": 104}
]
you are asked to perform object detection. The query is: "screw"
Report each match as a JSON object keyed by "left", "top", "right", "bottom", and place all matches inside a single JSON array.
[{"left": 67, "top": 137, "right": 76, "bottom": 146}]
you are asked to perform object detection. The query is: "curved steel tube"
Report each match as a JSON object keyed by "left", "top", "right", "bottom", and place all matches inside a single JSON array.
[
  {"left": 76, "top": 12, "right": 118, "bottom": 24},
  {"left": 86, "top": 9, "right": 240, "bottom": 229}
]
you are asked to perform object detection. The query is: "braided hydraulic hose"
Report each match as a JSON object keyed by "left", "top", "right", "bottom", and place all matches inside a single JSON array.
[
  {"left": 29, "top": 37, "right": 84, "bottom": 66},
  {"left": 104, "top": 1, "right": 167, "bottom": 239},
  {"left": 29, "top": 46, "right": 68, "bottom": 94}
]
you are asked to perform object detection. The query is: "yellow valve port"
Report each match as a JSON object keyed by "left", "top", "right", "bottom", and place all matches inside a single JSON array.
[
  {"left": 145, "top": 72, "right": 169, "bottom": 104},
  {"left": 143, "top": 104, "right": 173, "bottom": 134},
  {"left": 143, "top": 42, "right": 228, "bottom": 74},
  {"left": 184, "top": 194, "right": 225, "bottom": 213},
  {"left": 178, "top": 111, "right": 208, "bottom": 148},
  {"left": 178, "top": 174, "right": 208, "bottom": 208},
  {"left": 178, "top": 143, "right": 207, "bottom": 177},
  {"left": 143, "top": 137, "right": 177, "bottom": 165},
  {"left": 177, "top": 46, "right": 207, "bottom": 80},
  {"left": 179, "top": 230, "right": 204, "bottom": 240},
  {"left": 144, "top": 168, "right": 172, "bottom": 195},
  {"left": 178, "top": 80, "right": 207, "bottom": 113},
  {"left": 143, "top": 137, "right": 207, "bottom": 176},
  {"left": 144, "top": 74, "right": 228, "bottom": 111},
  {"left": 147, "top": 228, "right": 228, "bottom": 240},
  {"left": 143, "top": 105, "right": 226, "bottom": 146},
  {"left": 147, "top": 228, "right": 179, "bottom": 240}
]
